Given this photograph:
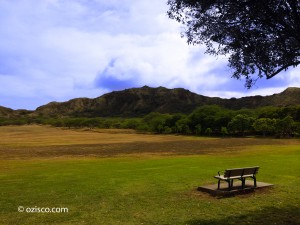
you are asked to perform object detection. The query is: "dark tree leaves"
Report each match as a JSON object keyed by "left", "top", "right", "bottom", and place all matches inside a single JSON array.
[{"left": 167, "top": 0, "right": 300, "bottom": 88}]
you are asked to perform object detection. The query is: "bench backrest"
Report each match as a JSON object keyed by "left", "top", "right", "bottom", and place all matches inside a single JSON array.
[{"left": 224, "top": 167, "right": 259, "bottom": 178}]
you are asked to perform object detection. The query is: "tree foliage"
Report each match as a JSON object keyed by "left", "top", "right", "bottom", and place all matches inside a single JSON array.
[
  {"left": 228, "top": 114, "right": 254, "bottom": 136},
  {"left": 221, "top": 126, "right": 228, "bottom": 137},
  {"left": 167, "top": 0, "right": 300, "bottom": 88},
  {"left": 253, "top": 118, "right": 276, "bottom": 136},
  {"left": 276, "top": 115, "right": 295, "bottom": 137},
  {"left": 1, "top": 105, "right": 300, "bottom": 138}
]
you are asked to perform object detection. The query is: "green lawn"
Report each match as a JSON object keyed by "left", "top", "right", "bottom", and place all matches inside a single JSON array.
[{"left": 0, "top": 126, "right": 299, "bottom": 224}]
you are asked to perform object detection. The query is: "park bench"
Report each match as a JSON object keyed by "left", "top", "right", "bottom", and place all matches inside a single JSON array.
[{"left": 214, "top": 166, "right": 259, "bottom": 190}]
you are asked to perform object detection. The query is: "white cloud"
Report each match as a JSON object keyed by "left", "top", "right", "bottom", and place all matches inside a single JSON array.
[
  {"left": 287, "top": 67, "right": 300, "bottom": 86},
  {"left": 249, "top": 87, "right": 288, "bottom": 96},
  {"left": 0, "top": 0, "right": 299, "bottom": 110}
]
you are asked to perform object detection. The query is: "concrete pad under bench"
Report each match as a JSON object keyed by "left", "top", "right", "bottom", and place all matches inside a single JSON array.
[{"left": 198, "top": 180, "right": 274, "bottom": 196}]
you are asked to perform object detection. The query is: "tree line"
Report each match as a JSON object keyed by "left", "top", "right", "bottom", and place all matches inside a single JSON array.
[
  {"left": 1, "top": 105, "right": 300, "bottom": 138},
  {"left": 136, "top": 105, "right": 300, "bottom": 138}
]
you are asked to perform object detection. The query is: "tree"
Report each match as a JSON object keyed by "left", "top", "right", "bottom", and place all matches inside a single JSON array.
[
  {"left": 253, "top": 118, "right": 276, "bottom": 136},
  {"left": 175, "top": 117, "right": 191, "bottom": 134},
  {"left": 189, "top": 105, "right": 225, "bottom": 131},
  {"left": 221, "top": 126, "right": 228, "bottom": 137},
  {"left": 64, "top": 118, "right": 85, "bottom": 128},
  {"left": 163, "top": 126, "right": 173, "bottom": 134},
  {"left": 149, "top": 115, "right": 168, "bottom": 133},
  {"left": 275, "top": 115, "right": 295, "bottom": 137},
  {"left": 167, "top": 0, "right": 300, "bottom": 88},
  {"left": 165, "top": 113, "right": 185, "bottom": 131},
  {"left": 294, "top": 122, "right": 300, "bottom": 136},
  {"left": 80, "top": 118, "right": 101, "bottom": 129},
  {"left": 195, "top": 124, "right": 202, "bottom": 135},
  {"left": 228, "top": 114, "right": 254, "bottom": 136},
  {"left": 205, "top": 127, "right": 212, "bottom": 136},
  {"left": 121, "top": 118, "right": 141, "bottom": 129}
]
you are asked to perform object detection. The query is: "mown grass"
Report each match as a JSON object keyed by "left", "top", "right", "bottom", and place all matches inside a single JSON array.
[{"left": 0, "top": 126, "right": 299, "bottom": 224}]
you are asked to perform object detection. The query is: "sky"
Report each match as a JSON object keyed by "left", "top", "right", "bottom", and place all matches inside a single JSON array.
[{"left": 0, "top": 0, "right": 299, "bottom": 110}]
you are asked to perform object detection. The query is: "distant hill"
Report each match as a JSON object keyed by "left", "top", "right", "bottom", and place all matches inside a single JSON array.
[
  {"left": 34, "top": 86, "right": 222, "bottom": 117},
  {"left": 0, "top": 106, "right": 14, "bottom": 117},
  {"left": 222, "top": 87, "right": 300, "bottom": 109},
  {"left": 32, "top": 86, "right": 300, "bottom": 117},
  {"left": 1, "top": 86, "right": 300, "bottom": 118},
  {"left": 0, "top": 106, "right": 32, "bottom": 118}
]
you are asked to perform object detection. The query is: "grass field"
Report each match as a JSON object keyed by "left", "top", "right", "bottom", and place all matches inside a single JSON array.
[{"left": 0, "top": 125, "right": 299, "bottom": 224}]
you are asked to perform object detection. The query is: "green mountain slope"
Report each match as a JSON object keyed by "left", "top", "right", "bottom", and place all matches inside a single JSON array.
[{"left": 31, "top": 86, "right": 300, "bottom": 117}]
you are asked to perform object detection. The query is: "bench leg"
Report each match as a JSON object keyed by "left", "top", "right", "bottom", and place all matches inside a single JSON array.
[
  {"left": 248, "top": 176, "right": 257, "bottom": 187},
  {"left": 242, "top": 178, "right": 245, "bottom": 189},
  {"left": 227, "top": 180, "right": 232, "bottom": 190},
  {"left": 218, "top": 180, "right": 220, "bottom": 189}
]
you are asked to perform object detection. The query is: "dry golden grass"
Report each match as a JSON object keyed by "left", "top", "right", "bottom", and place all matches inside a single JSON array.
[
  {"left": 0, "top": 125, "right": 189, "bottom": 147},
  {"left": 0, "top": 125, "right": 299, "bottom": 159}
]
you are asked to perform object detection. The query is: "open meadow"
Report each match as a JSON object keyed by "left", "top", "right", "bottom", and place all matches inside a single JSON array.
[{"left": 0, "top": 125, "right": 299, "bottom": 224}]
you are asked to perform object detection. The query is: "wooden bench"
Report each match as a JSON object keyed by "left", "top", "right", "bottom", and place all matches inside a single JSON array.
[{"left": 214, "top": 166, "right": 259, "bottom": 189}]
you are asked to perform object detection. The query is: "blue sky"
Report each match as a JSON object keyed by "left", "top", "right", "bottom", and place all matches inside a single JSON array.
[{"left": 0, "top": 0, "right": 299, "bottom": 110}]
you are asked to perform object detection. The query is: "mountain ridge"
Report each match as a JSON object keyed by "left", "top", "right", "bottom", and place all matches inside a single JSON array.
[{"left": 1, "top": 86, "right": 300, "bottom": 118}]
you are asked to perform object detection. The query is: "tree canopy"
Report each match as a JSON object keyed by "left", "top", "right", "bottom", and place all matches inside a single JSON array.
[{"left": 167, "top": 0, "right": 300, "bottom": 88}]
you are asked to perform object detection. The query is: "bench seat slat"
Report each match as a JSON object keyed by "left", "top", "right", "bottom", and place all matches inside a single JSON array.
[{"left": 214, "top": 175, "right": 242, "bottom": 180}]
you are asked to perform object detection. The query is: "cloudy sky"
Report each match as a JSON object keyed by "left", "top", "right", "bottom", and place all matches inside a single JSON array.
[{"left": 0, "top": 0, "right": 299, "bottom": 110}]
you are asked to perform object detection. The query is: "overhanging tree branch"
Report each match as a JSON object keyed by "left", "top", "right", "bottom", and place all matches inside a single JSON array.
[
  {"left": 167, "top": 0, "right": 300, "bottom": 88},
  {"left": 266, "top": 61, "right": 300, "bottom": 79}
]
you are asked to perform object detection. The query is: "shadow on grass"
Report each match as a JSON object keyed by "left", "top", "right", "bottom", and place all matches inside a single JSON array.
[{"left": 186, "top": 206, "right": 300, "bottom": 225}]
